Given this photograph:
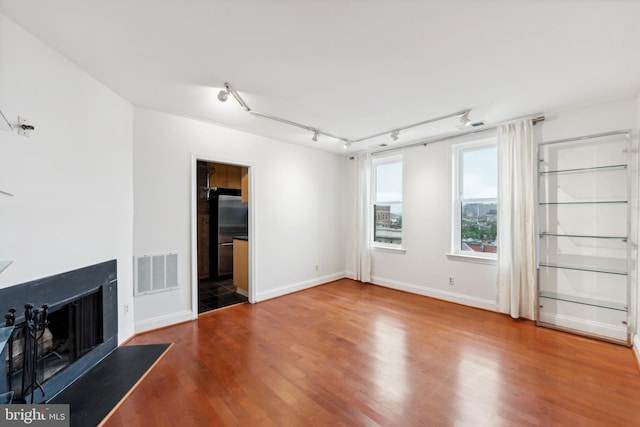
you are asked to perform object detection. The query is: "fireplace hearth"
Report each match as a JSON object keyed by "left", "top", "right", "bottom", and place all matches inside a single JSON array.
[{"left": 0, "top": 260, "right": 117, "bottom": 403}]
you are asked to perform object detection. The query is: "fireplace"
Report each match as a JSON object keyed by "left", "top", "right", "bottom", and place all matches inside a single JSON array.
[{"left": 1, "top": 260, "right": 117, "bottom": 403}]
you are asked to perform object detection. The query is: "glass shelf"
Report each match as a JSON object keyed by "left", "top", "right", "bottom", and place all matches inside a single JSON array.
[
  {"left": 539, "top": 262, "right": 627, "bottom": 276},
  {"left": 539, "top": 233, "right": 626, "bottom": 241},
  {"left": 537, "top": 129, "right": 631, "bottom": 346},
  {"left": 539, "top": 200, "right": 627, "bottom": 205},
  {"left": 539, "top": 291, "right": 627, "bottom": 312},
  {"left": 539, "top": 164, "right": 627, "bottom": 175}
]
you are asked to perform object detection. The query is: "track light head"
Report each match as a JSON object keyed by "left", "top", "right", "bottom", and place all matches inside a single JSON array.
[
  {"left": 390, "top": 130, "right": 399, "bottom": 141},
  {"left": 460, "top": 111, "right": 472, "bottom": 127},
  {"left": 312, "top": 130, "right": 319, "bottom": 142},
  {"left": 217, "top": 89, "right": 229, "bottom": 102}
]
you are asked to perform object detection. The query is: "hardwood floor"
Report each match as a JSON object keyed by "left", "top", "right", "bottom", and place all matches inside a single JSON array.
[{"left": 104, "top": 279, "right": 640, "bottom": 426}]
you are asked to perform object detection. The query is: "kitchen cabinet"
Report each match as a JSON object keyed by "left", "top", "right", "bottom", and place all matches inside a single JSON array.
[
  {"left": 233, "top": 238, "right": 248, "bottom": 294},
  {"left": 209, "top": 163, "right": 241, "bottom": 189},
  {"left": 241, "top": 167, "right": 249, "bottom": 203}
]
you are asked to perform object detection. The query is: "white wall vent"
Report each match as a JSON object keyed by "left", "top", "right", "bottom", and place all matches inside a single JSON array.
[{"left": 134, "top": 253, "right": 179, "bottom": 296}]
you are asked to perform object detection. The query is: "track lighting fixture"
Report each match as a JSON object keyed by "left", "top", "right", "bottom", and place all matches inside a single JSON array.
[
  {"left": 217, "top": 89, "right": 229, "bottom": 102},
  {"left": 217, "top": 81, "right": 473, "bottom": 150},
  {"left": 460, "top": 111, "right": 472, "bottom": 127},
  {"left": 217, "top": 82, "right": 250, "bottom": 111}
]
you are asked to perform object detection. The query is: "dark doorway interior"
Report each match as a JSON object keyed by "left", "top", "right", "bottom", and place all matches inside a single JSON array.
[{"left": 196, "top": 161, "right": 248, "bottom": 313}]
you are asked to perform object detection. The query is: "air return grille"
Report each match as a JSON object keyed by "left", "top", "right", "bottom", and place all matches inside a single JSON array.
[{"left": 134, "top": 253, "right": 179, "bottom": 296}]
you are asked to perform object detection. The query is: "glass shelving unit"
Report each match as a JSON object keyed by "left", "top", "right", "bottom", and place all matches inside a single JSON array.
[{"left": 536, "top": 130, "right": 632, "bottom": 346}]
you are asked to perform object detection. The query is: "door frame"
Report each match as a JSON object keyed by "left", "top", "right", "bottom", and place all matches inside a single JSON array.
[{"left": 190, "top": 154, "right": 255, "bottom": 319}]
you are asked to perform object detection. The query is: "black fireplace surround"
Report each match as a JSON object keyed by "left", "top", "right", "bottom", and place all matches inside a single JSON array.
[{"left": 1, "top": 260, "right": 118, "bottom": 402}]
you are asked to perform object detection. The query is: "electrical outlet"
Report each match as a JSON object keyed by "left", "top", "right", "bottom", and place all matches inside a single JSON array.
[
  {"left": 124, "top": 304, "right": 129, "bottom": 315},
  {"left": 448, "top": 276, "right": 454, "bottom": 286},
  {"left": 315, "top": 265, "right": 319, "bottom": 271}
]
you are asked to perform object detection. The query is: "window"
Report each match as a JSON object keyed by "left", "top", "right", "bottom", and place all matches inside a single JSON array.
[
  {"left": 372, "top": 153, "right": 403, "bottom": 248},
  {"left": 453, "top": 139, "right": 497, "bottom": 257}
]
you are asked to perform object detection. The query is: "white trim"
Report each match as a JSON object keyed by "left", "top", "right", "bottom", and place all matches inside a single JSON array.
[
  {"left": 134, "top": 309, "right": 193, "bottom": 333},
  {"left": 236, "top": 287, "right": 248, "bottom": 298},
  {"left": 255, "top": 272, "right": 347, "bottom": 302},
  {"left": 371, "top": 246, "right": 406, "bottom": 255},
  {"left": 633, "top": 334, "right": 640, "bottom": 365},
  {"left": 371, "top": 152, "right": 405, "bottom": 251},
  {"left": 190, "top": 155, "right": 198, "bottom": 319},
  {"left": 446, "top": 253, "right": 497, "bottom": 265},
  {"left": 371, "top": 275, "right": 497, "bottom": 311},
  {"left": 451, "top": 138, "right": 498, "bottom": 258}
]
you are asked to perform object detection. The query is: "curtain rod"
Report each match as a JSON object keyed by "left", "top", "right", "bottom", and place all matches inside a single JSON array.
[{"left": 350, "top": 114, "right": 545, "bottom": 158}]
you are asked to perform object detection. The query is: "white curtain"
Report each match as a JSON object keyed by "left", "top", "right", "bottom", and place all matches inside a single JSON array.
[
  {"left": 352, "top": 153, "right": 372, "bottom": 282},
  {"left": 496, "top": 120, "right": 537, "bottom": 319}
]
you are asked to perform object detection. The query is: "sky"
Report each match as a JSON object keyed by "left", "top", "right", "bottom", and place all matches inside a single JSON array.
[
  {"left": 375, "top": 161, "right": 402, "bottom": 202},
  {"left": 462, "top": 146, "right": 497, "bottom": 199}
]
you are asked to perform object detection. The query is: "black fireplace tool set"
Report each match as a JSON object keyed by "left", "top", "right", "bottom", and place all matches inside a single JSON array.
[{"left": 4, "top": 303, "right": 50, "bottom": 403}]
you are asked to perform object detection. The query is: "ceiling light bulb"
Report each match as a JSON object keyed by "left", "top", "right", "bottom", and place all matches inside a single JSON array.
[
  {"left": 312, "top": 130, "right": 319, "bottom": 142},
  {"left": 217, "top": 89, "right": 229, "bottom": 102},
  {"left": 390, "top": 130, "right": 399, "bottom": 141},
  {"left": 343, "top": 141, "right": 352, "bottom": 149}
]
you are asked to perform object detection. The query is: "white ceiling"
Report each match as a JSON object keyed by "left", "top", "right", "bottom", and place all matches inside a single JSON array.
[{"left": 2, "top": 0, "right": 640, "bottom": 154}]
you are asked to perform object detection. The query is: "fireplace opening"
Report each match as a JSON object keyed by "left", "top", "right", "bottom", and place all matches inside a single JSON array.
[{"left": 5, "top": 288, "right": 104, "bottom": 402}]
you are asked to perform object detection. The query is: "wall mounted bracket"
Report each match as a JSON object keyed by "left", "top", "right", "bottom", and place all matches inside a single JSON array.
[
  {"left": 0, "top": 110, "right": 35, "bottom": 137},
  {"left": 18, "top": 116, "right": 35, "bottom": 137}
]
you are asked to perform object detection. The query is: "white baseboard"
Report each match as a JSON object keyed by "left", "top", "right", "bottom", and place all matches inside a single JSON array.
[
  {"left": 134, "top": 309, "right": 193, "bottom": 334},
  {"left": 634, "top": 335, "right": 640, "bottom": 366},
  {"left": 236, "top": 287, "right": 248, "bottom": 297},
  {"left": 255, "top": 272, "right": 347, "bottom": 302},
  {"left": 371, "top": 276, "right": 496, "bottom": 311},
  {"left": 117, "top": 326, "right": 136, "bottom": 345}
]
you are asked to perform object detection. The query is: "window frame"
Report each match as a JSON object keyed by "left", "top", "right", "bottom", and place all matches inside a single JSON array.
[
  {"left": 451, "top": 138, "right": 498, "bottom": 260},
  {"left": 371, "top": 152, "right": 404, "bottom": 251}
]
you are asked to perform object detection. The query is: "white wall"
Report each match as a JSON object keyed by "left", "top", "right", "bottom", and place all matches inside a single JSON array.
[
  {"left": 0, "top": 13, "right": 135, "bottom": 342},
  {"left": 636, "top": 93, "right": 640, "bottom": 357},
  {"left": 345, "top": 97, "right": 638, "bottom": 321},
  {"left": 345, "top": 133, "right": 499, "bottom": 310},
  {"left": 132, "top": 108, "right": 346, "bottom": 332}
]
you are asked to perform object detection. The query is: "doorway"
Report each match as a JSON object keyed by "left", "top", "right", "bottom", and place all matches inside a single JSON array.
[{"left": 196, "top": 160, "right": 249, "bottom": 313}]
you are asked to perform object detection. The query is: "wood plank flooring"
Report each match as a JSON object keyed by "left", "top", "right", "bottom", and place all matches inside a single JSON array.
[{"left": 104, "top": 279, "right": 640, "bottom": 426}]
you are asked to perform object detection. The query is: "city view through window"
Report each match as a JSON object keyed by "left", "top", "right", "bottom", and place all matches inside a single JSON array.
[
  {"left": 461, "top": 202, "right": 497, "bottom": 253},
  {"left": 459, "top": 144, "right": 497, "bottom": 254},
  {"left": 373, "top": 158, "right": 402, "bottom": 245}
]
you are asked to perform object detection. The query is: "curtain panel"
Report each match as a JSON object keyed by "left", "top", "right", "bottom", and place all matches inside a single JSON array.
[
  {"left": 496, "top": 120, "right": 537, "bottom": 319},
  {"left": 352, "top": 153, "right": 372, "bottom": 282}
]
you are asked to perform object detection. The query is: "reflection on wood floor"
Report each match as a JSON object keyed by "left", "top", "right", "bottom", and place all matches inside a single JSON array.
[{"left": 106, "top": 279, "right": 640, "bottom": 426}]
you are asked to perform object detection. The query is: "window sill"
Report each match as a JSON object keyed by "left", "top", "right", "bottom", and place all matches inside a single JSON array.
[
  {"left": 371, "top": 246, "right": 406, "bottom": 255},
  {"left": 446, "top": 253, "right": 497, "bottom": 265}
]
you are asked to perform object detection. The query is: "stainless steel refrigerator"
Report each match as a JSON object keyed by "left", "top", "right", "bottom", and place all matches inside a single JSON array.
[{"left": 209, "top": 188, "right": 248, "bottom": 278}]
